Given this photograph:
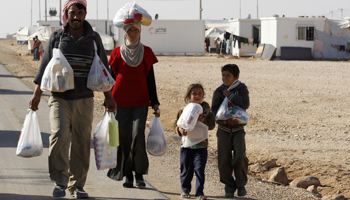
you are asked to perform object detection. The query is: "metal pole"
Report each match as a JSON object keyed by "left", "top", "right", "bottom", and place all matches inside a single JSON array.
[
  {"left": 31, "top": 0, "right": 33, "bottom": 26},
  {"left": 45, "top": 0, "right": 47, "bottom": 21},
  {"left": 107, "top": 0, "right": 109, "bottom": 21},
  {"left": 59, "top": 0, "right": 61, "bottom": 26},
  {"left": 96, "top": 0, "right": 98, "bottom": 19},
  {"left": 199, "top": 0, "right": 202, "bottom": 20},
  {"left": 257, "top": 0, "right": 258, "bottom": 18},
  {"left": 339, "top": 8, "right": 343, "bottom": 19},
  {"left": 239, "top": 0, "right": 241, "bottom": 19},
  {"left": 39, "top": 0, "right": 41, "bottom": 21}
]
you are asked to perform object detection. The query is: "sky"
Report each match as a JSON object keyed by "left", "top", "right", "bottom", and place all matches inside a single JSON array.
[{"left": 0, "top": 0, "right": 349, "bottom": 38}]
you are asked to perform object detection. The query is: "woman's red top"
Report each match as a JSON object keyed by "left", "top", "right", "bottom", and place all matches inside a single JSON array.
[{"left": 109, "top": 46, "right": 158, "bottom": 107}]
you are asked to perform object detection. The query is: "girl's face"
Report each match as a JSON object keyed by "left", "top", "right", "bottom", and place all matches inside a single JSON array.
[
  {"left": 126, "top": 26, "right": 140, "bottom": 43},
  {"left": 222, "top": 70, "right": 238, "bottom": 87},
  {"left": 189, "top": 87, "right": 204, "bottom": 104}
]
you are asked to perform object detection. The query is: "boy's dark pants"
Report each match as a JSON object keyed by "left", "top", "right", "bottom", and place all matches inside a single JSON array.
[
  {"left": 217, "top": 129, "right": 248, "bottom": 193},
  {"left": 180, "top": 147, "right": 208, "bottom": 196}
]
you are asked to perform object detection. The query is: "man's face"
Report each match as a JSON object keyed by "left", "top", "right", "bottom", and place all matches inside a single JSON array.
[{"left": 67, "top": 5, "right": 87, "bottom": 30}]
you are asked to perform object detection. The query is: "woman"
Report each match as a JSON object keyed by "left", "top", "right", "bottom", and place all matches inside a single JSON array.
[{"left": 106, "top": 22, "right": 160, "bottom": 189}]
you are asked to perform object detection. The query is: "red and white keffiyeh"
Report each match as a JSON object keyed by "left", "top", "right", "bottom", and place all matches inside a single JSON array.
[{"left": 62, "top": 0, "right": 87, "bottom": 29}]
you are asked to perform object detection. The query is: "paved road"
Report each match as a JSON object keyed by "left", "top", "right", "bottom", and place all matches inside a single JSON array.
[{"left": 0, "top": 63, "right": 168, "bottom": 200}]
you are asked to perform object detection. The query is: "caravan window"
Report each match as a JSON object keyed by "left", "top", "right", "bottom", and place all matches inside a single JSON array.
[{"left": 297, "top": 26, "right": 314, "bottom": 41}]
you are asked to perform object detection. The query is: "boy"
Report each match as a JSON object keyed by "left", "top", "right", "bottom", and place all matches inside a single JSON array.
[{"left": 211, "top": 64, "right": 250, "bottom": 198}]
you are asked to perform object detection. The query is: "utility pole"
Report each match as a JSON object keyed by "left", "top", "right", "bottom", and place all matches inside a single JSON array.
[
  {"left": 59, "top": 0, "right": 61, "bottom": 26},
  {"left": 239, "top": 0, "right": 241, "bottom": 19},
  {"left": 329, "top": 11, "right": 333, "bottom": 19},
  {"left": 96, "top": 0, "right": 98, "bottom": 19},
  {"left": 107, "top": 0, "right": 109, "bottom": 21},
  {"left": 339, "top": 8, "right": 343, "bottom": 19},
  {"left": 39, "top": 0, "right": 41, "bottom": 21},
  {"left": 31, "top": 0, "right": 33, "bottom": 26},
  {"left": 199, "top": 0, "right": 202, "bottom": 20},
  {"left": 257, "top": 0, "right": 258, "bottom": 18},
  {"left": 45, "top": 0, "right": 47, "bottom": 21}
]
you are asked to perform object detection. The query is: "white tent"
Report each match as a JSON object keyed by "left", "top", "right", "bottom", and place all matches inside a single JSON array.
[
  {"left": 205, "top": 27, "right": 224, "bottom": 39},
  {"left": 27, "top": 26, "right": 59, "bottom": 52},
  {"left": 205, "top": 27, "right": 224, "bottom": 49},
  {"left": 16, "top": 26, "right": 42, "bottom": 44},
  {"left": 92, "top": 27, "right": 115, "bottom": 52}
]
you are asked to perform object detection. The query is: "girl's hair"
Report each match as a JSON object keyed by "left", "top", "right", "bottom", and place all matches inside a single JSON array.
[
  {"left": 184, "top": 83, "right": 205, "bottom": 103},
  {"left": 221, "top": 64, "right": 240, "bottom": 78}
]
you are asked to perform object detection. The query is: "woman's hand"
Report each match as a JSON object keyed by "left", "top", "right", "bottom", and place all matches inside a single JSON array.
[
  {"left": 153, "top": 104, "right": 160, "bottom": 117},
  {"left": 222, "top": 90, "right": 231, "bottom": 97}
]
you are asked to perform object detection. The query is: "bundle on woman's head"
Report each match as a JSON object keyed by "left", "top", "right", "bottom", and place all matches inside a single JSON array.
[
  {"left": 62, "top": 0, "right": 87, "bottom": 28},
  {"left": 113, "top": 2, "right": 152, "bottom": 29}
]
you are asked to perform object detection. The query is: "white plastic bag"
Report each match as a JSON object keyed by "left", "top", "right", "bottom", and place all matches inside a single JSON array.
[
  {"left": 147, "top": 117, "right": 167, "bottom": 156},
  {"left": 176, "top": 103, "right": 203, "bottom": 132},
  {"left": 215, "top": 97, "right": 249, "bottom": 124},
  {"left": 93, "top": 112, "right": 118, "bottom": 170},
  {"left": 16, "top": 109, "right": 43, "bottom": 158},
  {"left": 113, "top": 2, "right": 152, "bottom": 28},
  {"left": 182, "top": 122, "right": 208, "bottom": 148},
  {"left": 41, "top": 46, "right": 74, "bottom": 92},
  {"left": 87, "top": 42, "right": 115, "bottom": 92}
]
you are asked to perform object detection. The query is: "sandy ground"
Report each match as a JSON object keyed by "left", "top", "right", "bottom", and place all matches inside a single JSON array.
[{"left": 1, "top": 38, "right": 349, "bottom": 200}]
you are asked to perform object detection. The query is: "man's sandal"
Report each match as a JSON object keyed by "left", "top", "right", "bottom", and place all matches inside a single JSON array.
[{"left": 181, "top": 191, "right": 191, "bottom": 198}]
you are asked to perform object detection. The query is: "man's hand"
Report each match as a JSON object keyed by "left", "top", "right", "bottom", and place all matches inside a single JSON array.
[
  {"left": 29, "top": 85, "right": 43, "bottom": 111},
  {"left": 104, "top": 91, "right": 117, "bottom": 113},
  {"left": 227, "top": 118, "right": 239, "bottom": 125}
]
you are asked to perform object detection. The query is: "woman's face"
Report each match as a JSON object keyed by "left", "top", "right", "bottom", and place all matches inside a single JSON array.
[{"left": 126, "top": 26, "right": 140, "bottom": 43}]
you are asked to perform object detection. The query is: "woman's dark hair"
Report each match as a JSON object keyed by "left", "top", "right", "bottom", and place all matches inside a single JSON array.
[
  {"left": 184, "top": 83, "right": 205, "bottom": 103},
  {"left": 221, "top": 64, "right": 240, "bottom": 78}
]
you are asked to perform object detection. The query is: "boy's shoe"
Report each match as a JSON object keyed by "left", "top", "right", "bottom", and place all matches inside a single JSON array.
[
  {"left": 70, "top": 187, "right": 89, "bottom": 199},
  {"left": 123, "top": 175, "right": 134, "bottom": 188},
  {"left": 52, "top": 185, "right": 66, "bottom": 197},
  {"left": 224, "top": 192, "right": 234, "bottom": 198},
  {"left": 237, "top": 187, "right": 247, "bottom": 197}
]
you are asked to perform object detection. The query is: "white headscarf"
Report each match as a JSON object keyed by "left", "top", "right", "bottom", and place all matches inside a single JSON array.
[{"left": 120, "top": 24, "right": 144, "bottom": 67}]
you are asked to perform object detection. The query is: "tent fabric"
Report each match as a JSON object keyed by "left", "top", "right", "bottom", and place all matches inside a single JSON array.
[
  {"left": 323, "top": 19, "right": 350, "bottom": 38},
  {"left": 16, "top": 26, "right": 42, "bottom": 44},
  {"left": 280, "top": 47, "right": 313, "bottom": 60},
  {"left": 314, "top": 29, "right": 350, "bottom": 59},
  {"left": 92, "top": 27, "right": 115, "bottom": 51}
]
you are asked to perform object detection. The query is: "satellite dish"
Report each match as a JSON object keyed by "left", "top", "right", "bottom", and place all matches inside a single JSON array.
[{"left": 155, "top": 14, "right": 159, "bottom": 20}]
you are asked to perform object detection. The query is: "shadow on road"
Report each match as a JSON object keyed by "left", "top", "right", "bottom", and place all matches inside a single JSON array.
[{"left": 0, "top": 130, "right": 50, "bottom": 148}]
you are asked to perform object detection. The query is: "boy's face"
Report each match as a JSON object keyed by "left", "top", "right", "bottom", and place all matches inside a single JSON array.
[{"left": 222, "top": 70, "right": 238, "bottom": 87}]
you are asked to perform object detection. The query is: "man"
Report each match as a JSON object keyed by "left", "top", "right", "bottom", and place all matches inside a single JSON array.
[
  {"left": 29, "top": 0, "right": 117, "bottom": 199},
  {"left": 33, "top": 36, "right": 41, "bottom": 61}
]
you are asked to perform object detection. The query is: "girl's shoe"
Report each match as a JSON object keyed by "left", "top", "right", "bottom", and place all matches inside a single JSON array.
[{"left": 181, "top": 191, "right": 191, "bottom": 198}]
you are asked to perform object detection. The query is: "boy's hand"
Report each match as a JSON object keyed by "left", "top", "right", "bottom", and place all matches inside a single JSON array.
[
  {"left": 227, "top": 119, "right": 239, "bottom": 125},
  {"left": 179, "top": 127, "right": 187, "bottom": 136},
  {"left": 223, "top": 90, "right": 231, "bottom": 97}
]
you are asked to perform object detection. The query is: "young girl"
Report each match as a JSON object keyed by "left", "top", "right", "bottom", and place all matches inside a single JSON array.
[{"left": 173, "top": 83, "right": 216, "bottom": 200}]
